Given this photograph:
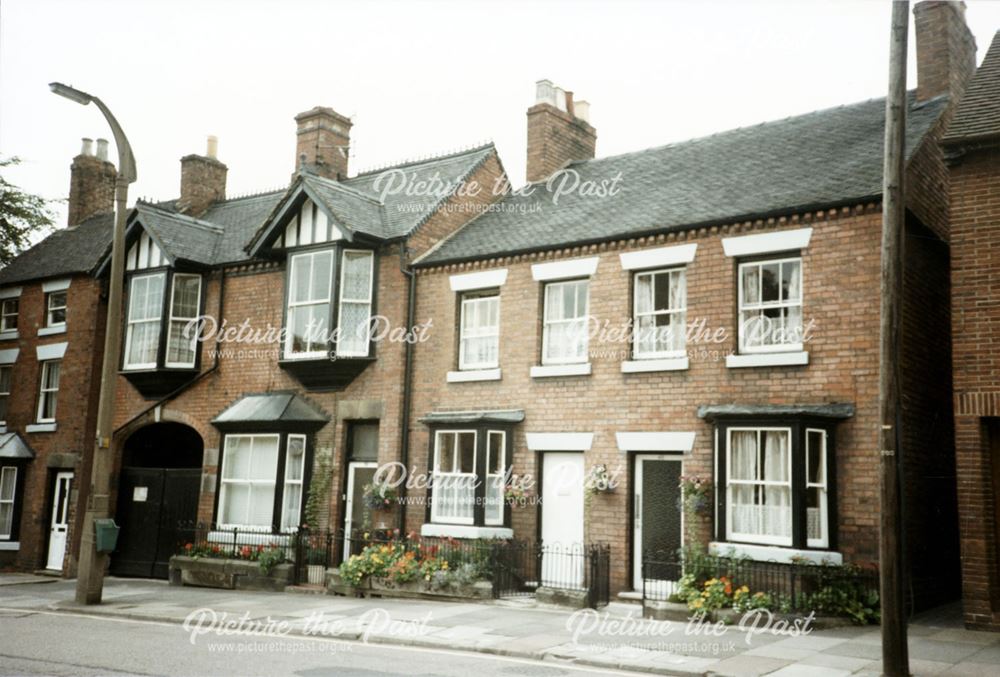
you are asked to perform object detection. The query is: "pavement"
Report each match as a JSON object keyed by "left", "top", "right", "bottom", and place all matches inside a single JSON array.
[{"left": 0, "top": 575, "right": 998, "bottom": 676}]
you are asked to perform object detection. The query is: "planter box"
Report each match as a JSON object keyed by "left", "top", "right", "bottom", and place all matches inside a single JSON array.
[
  {"left": 644, "top": 599, "right": 690, "bottom": 622},
  {"left": 169, "top": 556, "right": 293, "bottom": 592},
  {"left": 325, "top": 568, "right": 491, "bottom": 601}
]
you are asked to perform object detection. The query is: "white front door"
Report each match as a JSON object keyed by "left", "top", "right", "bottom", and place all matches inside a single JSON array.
[
  {"left": 46, "top": 472, "right": 73, "bottom": 571},
  {"left": 541, "top": 452, "right": 585, "bottom": 586},
  {"left": 342, "top": 462, "right": 377, "bottom": 562},
  {"left": 632, "top": 455, "right": 683, "bottom": 593}
]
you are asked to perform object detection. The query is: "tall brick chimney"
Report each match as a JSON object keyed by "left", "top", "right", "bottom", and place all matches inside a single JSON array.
[
  {"left": 295, "top": 106, "right": 352, "bottom": 180},
  {"left": 67, "top": 137, "right": 116, "bottom": 227},
  {"left": 914, "top": 1, "right": 977, "bottom": 103},
  {"left": 526, "top": 80, "right": 597, "bottom": 183},
  {"left": 178, "top": 136, "right": 227, "bottom": 217}
]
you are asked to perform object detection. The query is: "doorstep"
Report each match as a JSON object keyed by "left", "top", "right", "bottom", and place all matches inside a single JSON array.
[
  {"left": 617, "top": 590, "right": 642, "bottom": 602},
  {"left": 284, "top": 584, "right": 326, "bottom": 595}
]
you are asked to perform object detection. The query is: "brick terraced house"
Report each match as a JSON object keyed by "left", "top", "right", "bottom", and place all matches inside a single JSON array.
[
  {"left": 405, "top": 1, "right": 972, "bottom": 609},
  {"left": 0, "top": 139, "right": 114, "bottom": 574},
  {"left": 944, "top": 30, "right": 1000, "bottom": 630},
  {"left": 2, "top": 0, "right": 997, "bottom": 627}
]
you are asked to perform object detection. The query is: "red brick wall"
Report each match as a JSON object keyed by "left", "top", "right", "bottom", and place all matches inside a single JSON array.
[
  {"left": 949, "top": 146, "right": 1000, "bottom": 629},
  {"left": 408, "top": 204, "right": 956, "bottom": 598},
  {"left": 0, "top": 275, "right": 105, "bottom": 574}
]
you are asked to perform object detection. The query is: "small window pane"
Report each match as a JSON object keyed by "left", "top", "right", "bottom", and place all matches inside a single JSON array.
[
  {"left": 222, "top": 485, "right": 250, "bottom": 525},
  {"left": 311, "top": 251, "right": 333, "bottom": 300},
  {"left": 292, "top": 255, "right": 312, "bottom": 304},
  {"left": 807, "top": 430, "right": 825, "bottom": 485},
  {"left": 286, "top": 437, "right": 305, "bottom": 481},
  {"left": 437, "top": 433, "right": 455, "bottom": 473},
  {"left": 249, "top": 437, "right": 279, "bottom": 481},
  {"left": 760, "top": 263, "right": 780, "bottom": 302},
  {"left": 458, "top": 432, "right": 475, "bottom": 473},
  {"left": 487, "top": 432, "right": 504, "bottom": 475},
  {"left": 783, "top": 260, "right": 801, "bottom": 302}
]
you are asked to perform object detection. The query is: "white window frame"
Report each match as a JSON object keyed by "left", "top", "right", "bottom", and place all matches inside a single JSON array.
[
  {"left": 165, "top": 274, "right": 202, "bottom": 369},
  {"left": 36, "top": 360, "right": 61, "bottom": 423},
  {"left": 459, "top": 293, "right": 500, "bottom": 370},
  {"left": 632, "top": 267, "right": 686, "bottom": 360},
  {"left": 431, "top": 429, "right": 477, "bottom": 525},
  {"left": 335, "top": 249, "right": 375, "bottom": 357},
  {"left": 0, "top": 364, "right": 11, "bottom": 425},
  {"left": 725, "top": 427, "right": 793, "bottom": 547},
  {"left": 280, "top": 434, "right": 307, "bottom": 532},
  {"left": 737, "top": 256, "right": 803, "bottom": 355},
  {"left": 0, "top": 298, "right": 18, "bottom": 333},
  {"left": 123, "top": 272, "right": 166, "bottom": 370},
  {"left": 285, "top": 249, "right": 334, "bottom": 359},
  {"left": 541, "top": 279, "right": 590, "bottom": 366},
  {"left": 806, "top": 428, "right": 829, "bottom": 549},
  {"left": 218, "top": 433, "right": 280, "bottom": 529},
  {"left": 0, "top": 466, "right": 15, "bottom": 540},
  {"left": 485, "top": 430, "right": 506, "bottom": 526},
  {"left": 45, "top": 291, "right": 67, "bottom": 328}
]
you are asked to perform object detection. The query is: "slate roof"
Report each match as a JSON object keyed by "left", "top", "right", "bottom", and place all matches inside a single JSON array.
[
  {"left": 212, "top": 392, "right": 329, "bottom": 426},
  {"left": 0, "top": 212, "right": 113, "bottom": 286},
  {"left": 417, "top": 92, "right": 950, "bottom": 266},
  {"left": 944, "top": 31, "right": 1000, "bottom": 145},
  {"left": 132, "top": 204, "right": 225, "bottom": 267}
]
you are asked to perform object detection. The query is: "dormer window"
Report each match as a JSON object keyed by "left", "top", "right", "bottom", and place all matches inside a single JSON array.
[
  {"left": 336, "top": 250, "right": 374, "bottom": 357},
  {"left": 285, "top": 250, "right": 334, "bottom": 358},
  {"left": 124, "top": 273, "right": 165, "bottom": 370},
  {"left": 124, "top": 271, "right": 203, "bottom": 371}
]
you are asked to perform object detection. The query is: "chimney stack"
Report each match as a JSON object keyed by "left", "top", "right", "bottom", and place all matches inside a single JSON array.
[
  {"left": 526, "top": 79, "right": 597, "bottom": 183},
  {"left": 67, "top": 136, "right": 116, "bottom": 227},
  {"left": 294, "top": 106, "right": 352, "bottom": 180},
  {"left": 178, "top": 136, "right": 228, "bottom": 217},
  {"left": 914, "top": 1, "right": 977, "bottom": 103}
]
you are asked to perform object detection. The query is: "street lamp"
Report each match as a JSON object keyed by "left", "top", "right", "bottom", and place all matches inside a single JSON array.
[{"left": 50, "top": 82, "right": 136, "bottom": 604}]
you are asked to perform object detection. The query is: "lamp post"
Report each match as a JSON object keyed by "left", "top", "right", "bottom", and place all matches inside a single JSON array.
[{"left": 50, "top": 83, "right": 136, "bottom": 604}]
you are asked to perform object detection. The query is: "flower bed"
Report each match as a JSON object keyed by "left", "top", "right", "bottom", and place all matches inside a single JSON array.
[{"left": 169, "top": 541, "right": 292, "bottom": 591}]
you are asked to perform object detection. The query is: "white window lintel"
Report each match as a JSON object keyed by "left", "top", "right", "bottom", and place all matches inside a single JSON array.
[
  {"left": 36, "top": 342, "right": 68, "bottom": 361},
  {"left": 525, "top": 432, "right": 593, "bottom": 451},
  {"left": 0, "top": 287, "right": 22, "bottom": 299},
  {"left": 41, "top": 278, "right": 72, "bottom": 293},
  {"left": 722, "top": 228, "right": 812, "bottom": 257},
  {"left": 615, "top": 432, "right": 696, "bottom": 453},
  {"left": 619, "top": 243, "right": 698, "bottom": 270},
  {"left": 531, "top": 256, "right": 599, "bottom": 281},
  {"left": 0, "top": 348, "right": 19, "bottom": 365},
  {"left": 449, "top": 269, "right": 508, "bottom": 292}
]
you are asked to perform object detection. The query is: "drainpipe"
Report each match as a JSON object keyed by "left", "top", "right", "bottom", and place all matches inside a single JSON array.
[
  {"left": 115, "top": 267, "right": 227, "bottom": 435},
  {"left": 398, "top": 242, "right": 416, "bottom": 534}
]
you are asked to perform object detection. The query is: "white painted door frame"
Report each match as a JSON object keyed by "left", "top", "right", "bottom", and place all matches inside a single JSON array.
[
  {"left": 342, "top": 462, "right": 377, "bottom": 563},
  {"left": 46, "top": 471, "right": 73, "bottom": 571},
  {"left": 632, "top": 454, "right": 683, "bottom": 591}
]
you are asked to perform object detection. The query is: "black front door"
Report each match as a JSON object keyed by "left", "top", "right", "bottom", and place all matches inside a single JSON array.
[{"left": 111, "top": 467, "right": 200, "bottom": 578}]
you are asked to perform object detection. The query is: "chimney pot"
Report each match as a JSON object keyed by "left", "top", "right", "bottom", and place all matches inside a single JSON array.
[
  {"left": 574, "top": 100, "right": 591, "bottom": 124},
  {"left": 80, "top": 138, "right": 94, "bottom": 156},
  {"left": 206, "top": 135, "right": 218, "bottom": 159},
  {"left": 95, "top": 138, "right": 109, "bottom": 162}
]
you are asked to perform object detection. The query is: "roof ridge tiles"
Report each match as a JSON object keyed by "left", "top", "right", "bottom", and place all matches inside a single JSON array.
[{"left": 350, "top": 142, "right": 494, "bottom": 178}]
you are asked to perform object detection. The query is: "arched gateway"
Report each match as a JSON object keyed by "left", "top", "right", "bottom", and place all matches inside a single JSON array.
[{"left": 109, "top": 422, "right": 203, "bottom": 578}]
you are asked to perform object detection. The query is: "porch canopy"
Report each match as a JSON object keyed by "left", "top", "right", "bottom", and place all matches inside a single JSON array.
[
  {"left": 211, "top": 392, "right": 329, "bottom": 432},
  {"left": 0, "top": 432, "right": 35, "bottom": 459}
]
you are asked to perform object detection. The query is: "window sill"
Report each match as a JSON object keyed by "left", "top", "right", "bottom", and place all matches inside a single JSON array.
[
  {"left": 26, "top": 423, "right": 56, "bottom": 433},
  {"left": 447, "top": 368, "right": 501, "bottom": 383},
  {"left": 0, "top": 331, "right": 17, "bottom": 341},
  {"left": 420, "top": 523, "right": 513, "bottom": 540},
  {"left": 530, "top": 363, "right": 592, "bottom": 379},
  {"left": 708, "top": 541, "right": 841, "bottom": 565},
  {"left": 621, "top": 357, "right": 689, "bottom": 373},
  {"left": 0, "top": 541, "right": 19, "bottom": 551},
  {"left": 38, "top": 325, "right": 66, "bottom": 337},
  {"left": 0, "top": 424, "right": 5, "bottom": 434},
  {"left": 725, "top": 351, "right": 809, "bottom": 369}
]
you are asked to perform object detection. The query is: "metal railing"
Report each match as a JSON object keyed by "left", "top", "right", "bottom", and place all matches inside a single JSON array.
[{"left": 174, "top": 522, "right": 610, "bottom": 606}]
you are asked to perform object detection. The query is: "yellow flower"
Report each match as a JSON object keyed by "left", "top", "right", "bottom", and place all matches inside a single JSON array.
[{"left": 442, "top": 561, "right": 449, "bottom": 570}]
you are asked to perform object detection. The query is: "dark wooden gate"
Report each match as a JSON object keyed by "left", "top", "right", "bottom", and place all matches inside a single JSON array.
[{"left": 110, "top": 467, "right": 200, "bottom": 579}]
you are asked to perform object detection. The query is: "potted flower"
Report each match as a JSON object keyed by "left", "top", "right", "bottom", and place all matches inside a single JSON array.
[
  {"left": 363, "top": 482, "right": 398, "bottom": 527},
  {"left": 585, "top": 464, "right": 615, "bottom": 495},
  {"left": 504, "top": 483, "right": 527, "bottom": 507}
]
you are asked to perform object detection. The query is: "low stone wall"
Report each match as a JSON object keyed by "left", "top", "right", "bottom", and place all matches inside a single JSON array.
[
  {"left": 168, "top": 556, "right": 294, "bottom": 592},
  {"left": 326, "top": 569, "right": 493, "bottom": 601}
]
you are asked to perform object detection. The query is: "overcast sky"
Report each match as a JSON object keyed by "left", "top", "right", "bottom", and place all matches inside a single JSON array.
[{"left": 3, "top": 0, "right": 1000, "bottom": 230}]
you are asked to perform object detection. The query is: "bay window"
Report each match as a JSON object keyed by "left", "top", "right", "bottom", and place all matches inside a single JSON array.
[
  {"left": 217, "top": 432, "right": 311, "bottom": 531},
  {"left": 737, "top": 257, "right": 802, "bottom": 353},
  {"left": 124, "top": 273, "right": 166, "bottom": 369},
  {"left": 542, "top": 279, "right": 589, "bottom": 365},
  {"left": 711, "top": 414, "right": 840, "bottom": 554},
  {"left": 633, "top": 268, "right": 686, "bottom": 358},
  {"left": 459, "top": 292, "right": 500, "bottom": 370},
  {"left": 336, "top": 250, "right": 374, "bottom": 357},
  {"left": 286, "top": 250, "right": 333, "bottom": 358},
  {"left": 0, "top": 466, "right": 16, "bottom": 540},
  {"left": 166, "top": 274, "right": 202, "bottom": 368},
  {"left": 428, "top": 425, "right": 512, "bottom": 529}
]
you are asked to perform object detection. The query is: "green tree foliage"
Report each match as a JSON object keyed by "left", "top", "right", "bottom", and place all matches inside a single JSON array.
[{"left": 0, "top": 156, "right": 55, "bottom": 266}]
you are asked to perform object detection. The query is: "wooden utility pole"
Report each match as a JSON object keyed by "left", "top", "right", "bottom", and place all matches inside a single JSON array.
[{"left": 879, "top": 2, "right": 910, "bottom": 676}]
